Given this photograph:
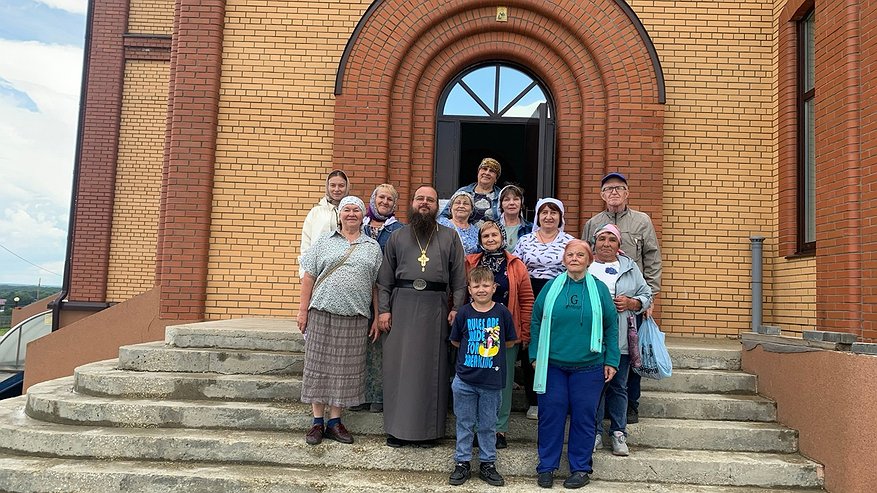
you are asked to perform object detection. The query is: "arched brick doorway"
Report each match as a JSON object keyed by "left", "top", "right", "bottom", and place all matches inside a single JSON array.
[{"left": 334, "top": 0, "right": 665, "bottom": 235}]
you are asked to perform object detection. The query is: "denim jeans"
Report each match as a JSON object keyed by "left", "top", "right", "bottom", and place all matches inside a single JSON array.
[
  {"left": 536, "top": 364, "right": 603, "bottom": 474},
  {"left": 452, "top": 375, "right": 502, "bottom": 463},
  {"left": 596, "top": 354, "right": 630, "bottom": 435}
]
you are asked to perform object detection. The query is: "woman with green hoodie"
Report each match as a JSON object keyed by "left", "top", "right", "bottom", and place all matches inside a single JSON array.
[{"left": 528, "top": 239, "right": 619, "bottom": 489}]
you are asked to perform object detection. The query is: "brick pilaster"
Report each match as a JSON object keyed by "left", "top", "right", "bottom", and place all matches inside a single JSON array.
[
  {"left": 158, "top": 0, "right": 226, "bottom": 320},
  {"left": 68, "top": 0, "right": 129, "bottom": 302}
]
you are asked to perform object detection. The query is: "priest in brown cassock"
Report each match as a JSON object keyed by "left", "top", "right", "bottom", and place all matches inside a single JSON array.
[{"left": 377, "top": 186, "right": 468, "bottom": 448}]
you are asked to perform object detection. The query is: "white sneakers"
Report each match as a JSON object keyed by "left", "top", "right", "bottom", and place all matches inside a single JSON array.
[
  {"left": 593, "top": 433, "right": 603, "bottom": 452},
  {"left": 526, "top": 406, "right": 538, "bottom": 420},
  {"left": 610, "top": 431, "right": 630, "bottom": 456}
]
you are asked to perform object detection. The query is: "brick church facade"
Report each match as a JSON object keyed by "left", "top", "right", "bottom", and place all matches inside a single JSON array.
[{"left": 52, "top": 0, "right": 876, "bottom": 341}]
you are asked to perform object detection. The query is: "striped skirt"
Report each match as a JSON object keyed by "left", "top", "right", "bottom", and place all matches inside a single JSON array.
[{"left": 300, "top": 308, "right": 368, "bottom": 408}]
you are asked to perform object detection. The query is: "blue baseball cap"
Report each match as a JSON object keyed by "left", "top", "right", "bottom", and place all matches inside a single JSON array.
[{"left": 601, "top": 172, "right": 627, "bottom": 185}]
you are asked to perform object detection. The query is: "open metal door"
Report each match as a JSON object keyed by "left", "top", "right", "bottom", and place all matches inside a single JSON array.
[
  {"left": 534, "top": 103, "right": 556, "bottom": 199},
  {"left": 434, "top": 120, "right": 460, "bottom": 199}
]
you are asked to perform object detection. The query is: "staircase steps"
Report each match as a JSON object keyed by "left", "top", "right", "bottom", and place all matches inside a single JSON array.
[
  {"left": 0, "top": 452, "right": 821, "bottom": 493},
  {"left": 0, "top": 318, "right": 823, "bottom": 492}
]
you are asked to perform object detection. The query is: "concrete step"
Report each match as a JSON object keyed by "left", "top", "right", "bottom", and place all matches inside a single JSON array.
[
  {"left": 0, "top": 399, "right": 822, "bottom": 488},
  {"left": 76, "top": 360, "right": 757, "bottom": 408},
  {"left": 161, "top": 319, "right": 742, "bottom": 371},
  {"left": 166, "top": 318, "right": 304, "bottom": 353},
  {"left": 75, "top": 360, "right": 534, "bottom": 411},
  {"left": 28, "top": 378, "right": 794, "bottom": 452},
  {"left": 665, "top": 337, "right": 742, "bottom": 370},
  {"left": 640, "top": 369, "right": 756, "bottom": 394},
  {"left": 0, "top": 452, "right": 824, "bottom": 493},
  {"left": 118, "top": 342, "right": 305, "bottom": 375},
  {"left": 74, "top": 360, "right": 304, "bottom": 401},
  {"left": 640, "top": 391, "right": 776, "bottom": 422}
]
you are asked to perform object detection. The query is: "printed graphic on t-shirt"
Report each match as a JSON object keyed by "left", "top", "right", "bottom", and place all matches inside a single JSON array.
[{"left": 465, "top": 316, "right": 501, "bottom": 370}]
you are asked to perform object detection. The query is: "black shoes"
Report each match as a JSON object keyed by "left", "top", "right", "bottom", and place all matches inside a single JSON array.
[
  {"left": 563, "top": 471, "right": 591, "bottom": 489},
  {"left": 386, "top": 434, "right": 405, "bottom": 448},
  {"left": 448, "top": 461, "right": 471, "bottom": 485},
  {"left": 537, "top": 471, "right": 554, "bottom": 488},
  {"left": 627, "top": 407, "right": 639, "bottom": 424},
  {"left": 479, "top": 462, "right": 505, "bottom": 486},
  {"left": 495, "top": 433, "right": 508, "bottom": 449}
]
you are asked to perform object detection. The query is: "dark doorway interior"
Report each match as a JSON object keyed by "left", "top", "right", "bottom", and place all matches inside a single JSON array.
[{"left": 459, "top": 121, "right": 540, "bottom": 219}]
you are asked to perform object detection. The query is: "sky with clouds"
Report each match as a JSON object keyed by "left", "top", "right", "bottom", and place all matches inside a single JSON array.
[{"left": 0, "top": 0, "right": 87, "bottom": 287}]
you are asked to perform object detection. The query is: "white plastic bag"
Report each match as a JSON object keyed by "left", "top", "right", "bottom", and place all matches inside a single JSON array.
[{"left": 634, "top": 318, "right": 672, "bottom": 380}]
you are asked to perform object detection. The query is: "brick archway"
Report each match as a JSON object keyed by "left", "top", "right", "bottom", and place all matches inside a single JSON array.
[{"left": 334, "top": 0, "right": 665, "bottom": 234}]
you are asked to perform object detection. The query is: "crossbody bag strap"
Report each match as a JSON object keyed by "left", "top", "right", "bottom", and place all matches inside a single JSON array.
[{"left": 313, "top": 243, "right": 358, "bottom": 291}]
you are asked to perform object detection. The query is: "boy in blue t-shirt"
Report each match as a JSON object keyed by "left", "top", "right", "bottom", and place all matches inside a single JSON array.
[{"left": 448, "top": 266, "right": 518, "bottom": 487}]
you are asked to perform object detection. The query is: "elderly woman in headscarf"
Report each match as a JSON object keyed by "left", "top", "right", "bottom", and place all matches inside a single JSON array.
[
  {"left": 438, "top": 190, "right": 481, "bottom": 254},
  {"left": 464, "top": 220, "right": 534, "bottom": 449},
  {"left": 512, "top": 197, "right": 575, "bottom": 419},
  {"left": 498, "top": 184, "right": 533, "bottom": 252},
  {"left": 299, "top": 169, "right": 349, "bottom": 276},
  {"left": 297, "top": 195, "right": 383, "bottom": 446},
  {"left": 528, "top": 239, "right": 619, "bottom": 489},
  {"left": 440, "top": 157, "right": 502, "bottom": 224},
  {"left": 351, "top": 183, "right": 404, "bottom": 413},
  {"left": 588, "top": 223, "right": 651, "bottom": 457}
]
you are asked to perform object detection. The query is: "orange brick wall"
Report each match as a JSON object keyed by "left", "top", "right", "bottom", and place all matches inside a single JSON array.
[
  {"left": 205, "top": 1, "right": 372, "bottom": 317},
  {"left": 767, "top": 0, "right": 817, "bottom": 336},
  {"left": 630, "top": 0, "right": 782, "bottom": 336},
  {"left": 80, "top": 0, "right": 814, "bottom": 338},
  {"left": 128, "top": 0, "right": 174, "bottom": 34},
  {"left": 107, "top": 61, "right": 169, "bottom": 301}
]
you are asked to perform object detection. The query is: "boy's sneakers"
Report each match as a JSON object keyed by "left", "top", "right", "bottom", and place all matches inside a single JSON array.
[
  {"left": 593, "top": 433, "right": 603, "bottom": 452},
  {"left": 610, "top": 431, "right": 630, "bottom": 456},
  {"left": 479, "top": 462, "right": 505, "bottom": 486},
  {"left": 526, "top": 405, "right": 539, "bottom": 419},
  {"left": 449, "top": 461, "right": 471, "bottom": 486}
]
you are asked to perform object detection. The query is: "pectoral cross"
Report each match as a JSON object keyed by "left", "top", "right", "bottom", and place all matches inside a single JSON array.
[{"left": 417, "top": 250, "right": 430, "bottom": 272}]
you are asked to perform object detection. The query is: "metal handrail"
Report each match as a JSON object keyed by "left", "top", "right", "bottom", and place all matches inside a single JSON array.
[{"left": 0, "top": 310, "right": 52, "bottom": 369}]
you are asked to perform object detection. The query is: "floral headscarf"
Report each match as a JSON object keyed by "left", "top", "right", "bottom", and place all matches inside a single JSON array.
[
  {"left": 448, "top": 190, "right": 475, "bottom": 221},
  {"left": 366, "top": 184, "right": 398, "bottom": 222},
  {"left": 477, "top": 220, "right": 508, "bottom": 274}
]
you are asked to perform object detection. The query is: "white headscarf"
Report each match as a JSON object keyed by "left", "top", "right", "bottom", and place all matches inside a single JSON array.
[{"left": 533, "top": 197, "right": 566, "bottom": 233}]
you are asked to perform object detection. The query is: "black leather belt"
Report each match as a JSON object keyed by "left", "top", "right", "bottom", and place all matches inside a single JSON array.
[{"left": 396, "top": 278, "right": 447, "bottom": 291}]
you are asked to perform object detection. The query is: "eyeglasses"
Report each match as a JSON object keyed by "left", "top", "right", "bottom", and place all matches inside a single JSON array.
[{"left": 601, "top": 186, "right": 628, "bottom": 193}]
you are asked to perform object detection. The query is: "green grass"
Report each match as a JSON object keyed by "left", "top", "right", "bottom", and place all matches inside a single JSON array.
[{"left": 0, "top": 328, "right": 8, "bottom": 337}]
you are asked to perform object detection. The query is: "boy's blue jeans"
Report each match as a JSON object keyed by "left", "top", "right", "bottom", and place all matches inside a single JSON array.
[{"left": 452, "top": 375, "right": 502, "bottom": 463}]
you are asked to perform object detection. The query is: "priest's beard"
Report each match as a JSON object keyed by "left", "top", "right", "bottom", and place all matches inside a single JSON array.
[{"left": 409, "top": 207, "right": 438, "bottom": 240}]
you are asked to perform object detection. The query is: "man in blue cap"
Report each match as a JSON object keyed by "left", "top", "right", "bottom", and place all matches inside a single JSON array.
[{"left": 582, "top": 172, "right": 662, "bottom": 425}]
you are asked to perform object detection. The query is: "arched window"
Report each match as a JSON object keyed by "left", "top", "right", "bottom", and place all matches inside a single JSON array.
[
  {"left": 435, "top": 62, "right": 555, "bottom": 215},
  {"left": 442, "top": 64, "right": 553, "bottom": 119}
]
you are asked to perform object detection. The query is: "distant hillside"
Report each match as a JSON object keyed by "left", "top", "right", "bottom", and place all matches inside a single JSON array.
[
  {"left": 0, "top": 285, "right": 61, "bottom": 329},
  {"left": 0, "top": 284, "right": 61, "bottom": 308}
]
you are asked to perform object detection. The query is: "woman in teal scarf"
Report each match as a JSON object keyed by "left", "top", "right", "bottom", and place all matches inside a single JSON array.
[{"left": 528, "top": 240, "right": 619, "bottom": 489}]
